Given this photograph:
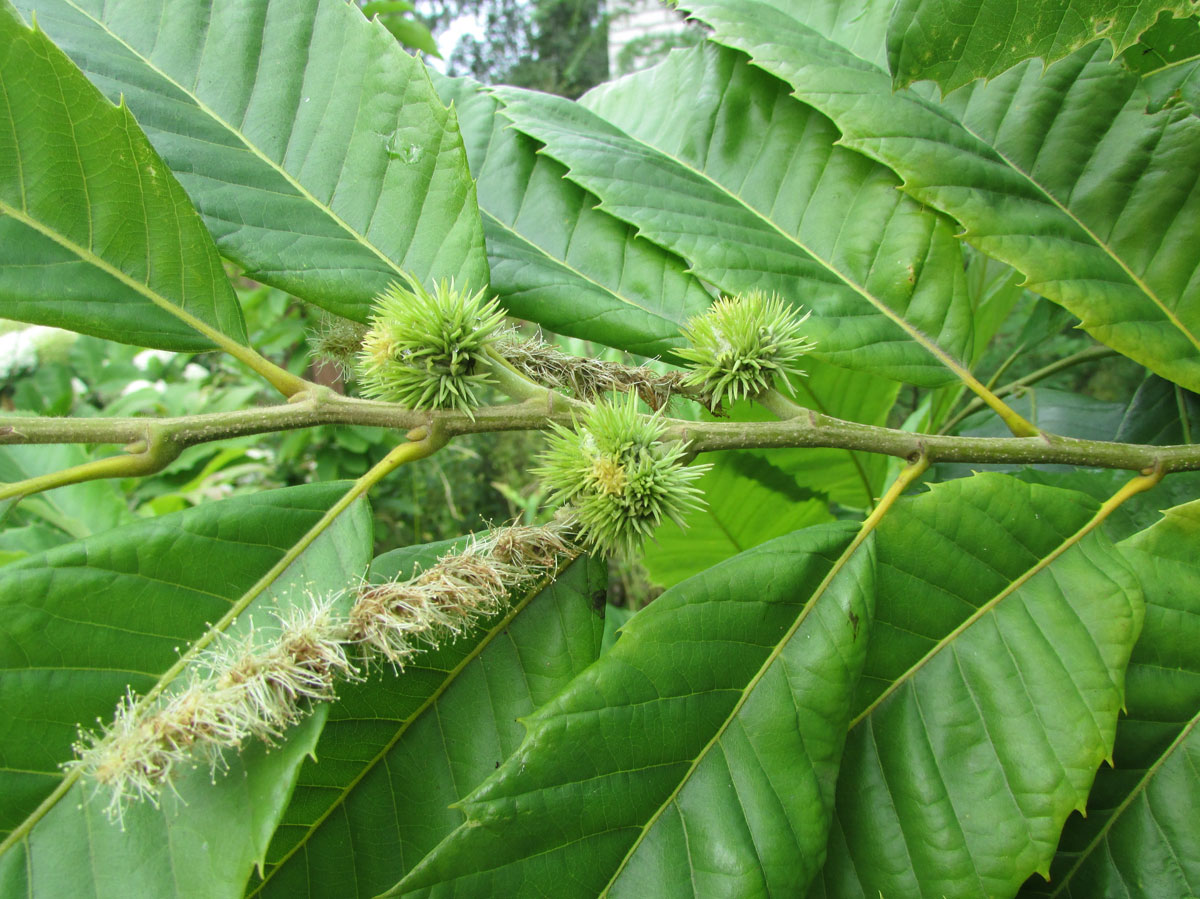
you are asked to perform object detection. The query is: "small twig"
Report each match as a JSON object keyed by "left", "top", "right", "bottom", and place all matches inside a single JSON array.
[{"left": 939, "top": 346, "right": 1118, "bottom": 435}]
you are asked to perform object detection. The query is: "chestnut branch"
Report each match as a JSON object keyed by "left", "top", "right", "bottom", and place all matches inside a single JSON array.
[{"left": 2, "top": 384, "right": 1198, "bottom": 505}]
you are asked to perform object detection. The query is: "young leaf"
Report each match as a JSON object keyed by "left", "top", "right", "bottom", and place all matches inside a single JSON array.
[
  {"left": 684, "top": 0, "right": 1200, "bottom": 393},
  {"left": 0, "top": 1, "right": 247, "bottom": 351},
  {"left": 643, "top": 450, "right": 833, "bottom": 587},
  {"left": 0, "top": 483, "right": 373, "bottom": 895},
  {"left": 19, "top": 0, "right": 487, "bottom": 321},
  {"left": 388, "top": 523, "right": 873, "bottom": 897},
  {"left": 250, "top": 548, "right": 607, "bottom": 898},
  {"left": 886, "top": 0, "right": 1196, "bottom": 91},
  {"left": 495, "top": 43, "right": 976, "bottom": 388},
  {"left": 1017, "top": 499, "right": 1200, "bottom": 895},
  {"left": 812, "top": 474, "right": 1144, "bottom": 896},
  {"left": 436, "top": 72, "right": 715, "bottom": 359}
]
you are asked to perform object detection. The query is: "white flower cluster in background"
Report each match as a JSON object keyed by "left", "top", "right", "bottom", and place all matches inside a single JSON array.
[{"left": 0, "top": 323, "right": 77, "bottom": 378}]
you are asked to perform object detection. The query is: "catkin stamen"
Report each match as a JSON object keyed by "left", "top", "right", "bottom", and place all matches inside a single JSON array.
[{"left": 68, "top": 522, "right": 579, "bottom": 823}]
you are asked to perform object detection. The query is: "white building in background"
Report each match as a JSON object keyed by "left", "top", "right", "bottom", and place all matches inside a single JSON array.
[{"left": 608, "top": 0, "right": 691, "bottom": 76}]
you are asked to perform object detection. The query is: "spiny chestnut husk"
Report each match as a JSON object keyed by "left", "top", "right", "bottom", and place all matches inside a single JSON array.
[
  {"left": 355, "top": 273, "right": 505, "bottom": 415},
  {"left": 536, "top": 393, "right": 709, "bottom": 556},
  {"left": 678, "top": 290, "right": 816, "bottom": 408}
]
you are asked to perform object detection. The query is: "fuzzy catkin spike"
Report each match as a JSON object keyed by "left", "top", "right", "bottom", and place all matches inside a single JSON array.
[
  {"left": 309, "top": 314, "right": 368, "bottom": 379},
  {"left": 535, "top": 393, "right": 709, "bottom": 557},
  {"left": 348, "top": 521, "right": 579, "bottom": 668},
  {"left": 69, "top": 523, "right": 580, "bottom": 822},
  {"left": 355, "top": 273, "right": 506, "bottom": 416},
  {"left": 678, "top": 290, "right": 816, "bottom": 407}
]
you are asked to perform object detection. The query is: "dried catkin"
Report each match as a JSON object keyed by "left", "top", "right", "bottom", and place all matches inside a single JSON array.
[{"left": 495, "top": 331, "right": 691, "bottom": 411}]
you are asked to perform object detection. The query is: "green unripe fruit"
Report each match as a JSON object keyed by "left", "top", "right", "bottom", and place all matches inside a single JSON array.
[
  {"left": 355, "top": 274, "right": 505, "bottom": 416},
  {"left": 536, "top": 393, "right": 709, "bottom": 556},
  {"left": 678, "top": 290, "right": 816, "bottom": 408}
]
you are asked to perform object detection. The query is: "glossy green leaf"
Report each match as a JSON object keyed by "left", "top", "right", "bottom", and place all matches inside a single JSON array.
[
  {"left": 0, "top": 482, "right": 372, "bottom": 896},
  {"left": 1123, "top": 10, "right": 1200, "bottom": 72},
  {"left": 886, "top": 0, "right": 1197, "bottom": 91},
  {"left": 1142, "top": 54, "right": 1200, "bottom": 109},
  {"left": 0, "top": 713, "right": 326, "bottom": 899},
  {"left": 1018, "top": 499, "right": 1200, "bottom": 895},
  {"left": 434, "top": 73, "right": 713, "bottom": 359},
  {"left": 496, "top": 42, "right": 976, "bottom": 387},
  {"left": 684, "top": 0, "right": 1200, "bottom": 392},
  {"left": 811, "top": 474, "right": 1143, "bottom": 897},
  {"left": 390, "top": 522, "right": 873, "bottom": 897},
  {"left": 250, "top": 548, "right": 606, "bottom": 898},
  {"left": 644, "top": 361, "right": 897, "bottom": 587},
  {"left": 20, "top": 0, "right": 487, "bottom": 322},
  {"left": 643, "top": 450, "right": 833, "bottom": 588},
  {"left": 1116, "top": 374, "right": 1200, "bottom": 445},
  {"left": 0, "top": 2, "right": 246, "bottom": 351}
]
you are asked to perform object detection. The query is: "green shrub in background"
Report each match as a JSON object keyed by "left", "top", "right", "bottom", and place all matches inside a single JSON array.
[{"left": 1, "top": 1, "right": 1199, "bottom": 897}]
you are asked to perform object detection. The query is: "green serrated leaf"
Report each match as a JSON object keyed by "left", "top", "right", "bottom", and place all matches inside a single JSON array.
[
  {"left": 495, "top": 42, "right": 977, "bottom": 388},
  {"left": 811, "top": 474, "right": 1143, "bottom": 897},
  {"left": 684, "top": 0, "right": 1200, "bottom": 392},
  {"left": 382, "top": 16, "right": 441, "bottom": 58},
  {"left": 1015, "top": 499, "right": 1200, "bottom": 895},
  {"left": 0, "top": 1, "right": 247, "bottom": 351},
  {"left": 1121, "top": 10, "right": 1200, "bottom": 70},
  {"left": 249, "top": 546, "right": 606, "bottom": 898},
  {"left": 19, "top": 0, "right": 487, "bottom": 321},
  {"left": 434, "top": 73, "right": 714, "bottom": 359},
  {"left": 389, "top": 522, "right": 873, "bottom": 897},
  {"left": 886, "top": 0, "right": 1197, "bottom": 91},
  {"left": 1125, "top": 13, "right": 1200, "bottom": 111},
  {"left": 740, "top": 0, "right": 895, "bottom": 66},
  {"left": 0, "top": 712, "right": 326, "bottom": 899},
  {"left": 0, "top": 482, "right": 372, "bottom": 896}
]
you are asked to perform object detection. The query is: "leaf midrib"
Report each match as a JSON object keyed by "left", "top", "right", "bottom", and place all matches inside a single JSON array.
[
  {"left": 482, "top": 210, "right": 664, "bottom": 321},
  {"left": 598, "top": 535, "right": 865, "bottom": 895},
  {"left": 947, "top": 108, "right": 1200, "bottom": 355},
  {"left": 62, "top": 0, "right": 407, "bottom": 282},
  {"left": 848, "top": 489, "right": 1127, "bottom": 731},
  {"left": 0, "top": 197, "right": 232, "bottom": 349}
]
